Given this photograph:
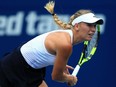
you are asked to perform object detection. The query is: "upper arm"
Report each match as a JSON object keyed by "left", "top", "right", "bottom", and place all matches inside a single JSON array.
[{"left": 52, "top": 42, "right": 72, "bottom": 80}]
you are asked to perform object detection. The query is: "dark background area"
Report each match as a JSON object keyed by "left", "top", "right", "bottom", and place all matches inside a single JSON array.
[{"left": 0, "top": 0, "right": 115, "bottom": 87}]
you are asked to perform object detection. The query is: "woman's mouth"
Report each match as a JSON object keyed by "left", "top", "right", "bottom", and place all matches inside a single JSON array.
[{"left": 88, "top": 33, "right": 94, "bottom": 37}]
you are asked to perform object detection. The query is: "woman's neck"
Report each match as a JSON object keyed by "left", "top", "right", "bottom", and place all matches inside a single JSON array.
[{"left": 72, "top": 29, "right": 84, "bottom": 45}]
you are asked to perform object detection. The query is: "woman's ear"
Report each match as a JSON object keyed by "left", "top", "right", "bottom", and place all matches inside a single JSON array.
[{"left": 74, "top": 23, "right": 79, "bottom": 31}]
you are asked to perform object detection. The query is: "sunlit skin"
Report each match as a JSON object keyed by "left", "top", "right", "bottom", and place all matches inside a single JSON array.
[{"left": 39, "top": 22, "right": 97, "bottom": 87}]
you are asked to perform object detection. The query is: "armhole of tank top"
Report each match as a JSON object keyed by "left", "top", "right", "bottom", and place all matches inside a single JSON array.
[
  {"left": 42, "top": 33, "right": 55, "bottom": 56},
  {"left": 42, "top": 30, "right": 73, "bottom": 56},
  {"left": 67, "top": 30, "right": 73, "bottom": 44}
]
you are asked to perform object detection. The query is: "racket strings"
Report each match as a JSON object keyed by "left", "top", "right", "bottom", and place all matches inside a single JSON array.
[{"left": 86, "top": 28, "right": 99, "bottom": 56}]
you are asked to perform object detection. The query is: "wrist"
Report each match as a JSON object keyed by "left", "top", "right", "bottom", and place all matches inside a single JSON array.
[{"left": 64, "top": 73, "right": 74, "bottom": 83}]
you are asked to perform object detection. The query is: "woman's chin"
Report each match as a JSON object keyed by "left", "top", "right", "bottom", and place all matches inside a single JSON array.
[{"left": 85, "top": 37, "right": 92, "bottom": 41}]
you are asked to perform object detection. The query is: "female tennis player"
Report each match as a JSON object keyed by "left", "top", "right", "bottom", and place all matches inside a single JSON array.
[{"left": 0, "top": 1, "right": 103, "bottom": 87}]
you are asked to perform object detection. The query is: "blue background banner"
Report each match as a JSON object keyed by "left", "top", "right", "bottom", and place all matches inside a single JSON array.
[{"left": 0, "top": 0, "right": 115, "bottom": 87}]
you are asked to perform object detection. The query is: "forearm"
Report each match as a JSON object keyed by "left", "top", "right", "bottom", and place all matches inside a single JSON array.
[{"left": 52, "top": 72, "right": 74, "bottom": 83}]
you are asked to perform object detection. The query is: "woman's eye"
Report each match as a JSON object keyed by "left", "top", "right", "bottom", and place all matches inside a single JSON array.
[{"left": 86, "top": 23, "right": 96, "bottom": 27}]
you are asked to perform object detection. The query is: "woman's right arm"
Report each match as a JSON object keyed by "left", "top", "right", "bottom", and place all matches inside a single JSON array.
[{"left": 51, "top": 42, "right": 77, "bottom": 86}]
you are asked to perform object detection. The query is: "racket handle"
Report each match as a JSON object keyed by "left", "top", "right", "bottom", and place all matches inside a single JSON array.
[{"left": 72, "top": 65, "right": 80, "bottom": 76}]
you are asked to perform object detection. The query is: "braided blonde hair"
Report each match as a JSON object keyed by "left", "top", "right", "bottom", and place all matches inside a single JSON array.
[{"left": 44, "top": 1, "right": 92, "bottom": 29}]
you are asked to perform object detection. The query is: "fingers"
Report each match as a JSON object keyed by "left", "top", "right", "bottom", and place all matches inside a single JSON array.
[
  {"left": 64, "top": 65, "right": 74, "bottom": 75},
  {"left": 64, "top": 68, "right": 70, "bottom": 74},
  {"left": 66, "top": 65, "right": 74, "bottom": 70},
  {"left": 66, "top": 75, "right": 78, "bottom": 86},
  {"left": 67, "top": 82, "right": 76, "bottom": 86}
]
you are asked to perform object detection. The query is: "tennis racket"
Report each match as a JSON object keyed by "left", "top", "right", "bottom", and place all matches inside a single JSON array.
[{"left": 72, "top": 25, "right": 100, "bottom": 76}]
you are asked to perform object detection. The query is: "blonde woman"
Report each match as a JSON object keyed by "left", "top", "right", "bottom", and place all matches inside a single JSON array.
[{"left": 0, "top": 1, "right": 103, "bottom": 87}]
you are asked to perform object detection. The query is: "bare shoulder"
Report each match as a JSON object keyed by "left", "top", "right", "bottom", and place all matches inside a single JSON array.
[
  {"left": 54, "top": 32, "right": 73, "bottom": 55},
  {"left": 45, "top": 31, "right": 72, "bottom": 54},
  {"left": 54, "top": 32, "right": 72, "bottom": 46}
]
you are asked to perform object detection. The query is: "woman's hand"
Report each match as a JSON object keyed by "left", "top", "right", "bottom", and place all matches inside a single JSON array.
[
  {"left": 63, "top": 65, "right": 74, "bottom": 74},
  {"left": 67, "top": 75, "right": 77, "bottom": 86},
  {"left": 63, "top": 65, "right": 78, "bottom": 86}
]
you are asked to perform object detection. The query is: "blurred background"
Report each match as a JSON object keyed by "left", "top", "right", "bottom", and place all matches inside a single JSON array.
[{"left": 0, "top": 0, "right": 115, "bottom": 87}]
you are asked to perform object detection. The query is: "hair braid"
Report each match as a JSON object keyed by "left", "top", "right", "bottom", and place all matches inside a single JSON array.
[{"left": 44, "top": 1, "right": 72, "bottom": 29}]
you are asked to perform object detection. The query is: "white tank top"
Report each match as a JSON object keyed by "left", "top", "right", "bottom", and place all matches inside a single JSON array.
[{"left": 20, "top": 30, "right": 73, "bottom": 69}]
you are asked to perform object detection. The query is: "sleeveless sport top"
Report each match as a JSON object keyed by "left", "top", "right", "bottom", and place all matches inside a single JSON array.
[{"left": 20, "top": 30, "right": 73, "bottom": 69}]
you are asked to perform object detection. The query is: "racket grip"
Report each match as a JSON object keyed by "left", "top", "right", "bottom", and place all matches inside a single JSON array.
[{"left": 72, "top": 65, "right": 80, "bottom": 76}]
